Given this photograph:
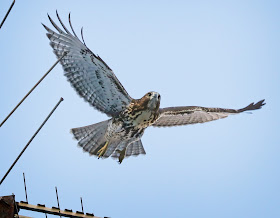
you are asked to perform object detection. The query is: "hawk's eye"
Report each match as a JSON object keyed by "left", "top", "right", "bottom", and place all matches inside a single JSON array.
[
  {"left": 158, "top": 95, "right": 161, "bottom": 99},
  {"left": 148, "top": 93, "right": 152, "bottom": 97}
]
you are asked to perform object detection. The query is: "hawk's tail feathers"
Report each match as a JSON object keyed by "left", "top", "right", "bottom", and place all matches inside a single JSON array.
[
  {"left": 71, "top": 119, "right": 109, "bottom": 155},
  {"left": 71, "top": 119, "right": 146, "bottom": 163},
  {"left": 111, "top": 140, "right": 146, "bottom": 160}
]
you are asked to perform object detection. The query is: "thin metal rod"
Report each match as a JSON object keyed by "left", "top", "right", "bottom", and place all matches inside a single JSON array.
[
  {"left": 0, "top": 0, "right": 15, "bottom": 29},
  {"left": 0, "top": 52, "right": 67, "bottom": 127},
  {"left": 0, "top": 97, "right": 64, "bottom": 185},
  {"left": 55, "top": 186, "right": 61, "bottom": 218},
  {"left": 23, "top": 173, "right": 28, "bottom": 203},
  {"left": 80, "top": 197, "right": 84, "bottom": 213}
]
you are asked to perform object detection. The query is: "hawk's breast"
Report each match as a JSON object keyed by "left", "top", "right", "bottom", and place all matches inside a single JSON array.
[{"left": 131, "top": 110, "right": 155, "bottom": 128}]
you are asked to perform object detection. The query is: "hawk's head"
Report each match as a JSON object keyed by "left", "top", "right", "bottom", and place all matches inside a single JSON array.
[
  {"left": 131, "top": 92, "right": 161, "bottom": 113},
  {"left": 142, "top": 91, "right": 161, "bottom": 111}
]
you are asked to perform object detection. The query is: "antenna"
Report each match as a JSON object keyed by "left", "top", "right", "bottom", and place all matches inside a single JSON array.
[
  {"left": 23, "top": 173, "right": 28, "bottom": 203},
  {"left": 1, "top": 173, "right": 105, "bottom": 217},
  {"left": 17, "top": 201, "right": 101, "bottom": 217},
  {"left": 55, "top": 187, "right": 61, "bottom": 218},
  {"left": 80, "top": 197, "right": 84, "bottom": 213},
  {"left": 0, "top": 0, "right": 15, "bottom": 29},
  {"left": 0, "top": 97, "right": 64, "bottom": 185},
  {"left": 0, "top": 52, "right": 67, "bottom": 127}
]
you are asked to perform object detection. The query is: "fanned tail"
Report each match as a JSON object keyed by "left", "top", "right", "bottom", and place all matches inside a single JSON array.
[
  {"left": 71, "top": 120, "right": 146, "bottom": 163},
  {"left": 71, "top": 119, "right": 110, "bottom": 156},
  {"left": 111, "top": 140, "right": 146, "bottom": 163}
]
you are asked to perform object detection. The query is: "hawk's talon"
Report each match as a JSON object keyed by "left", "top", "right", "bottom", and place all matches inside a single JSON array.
[
  {"left": 97, "top": 141, "right": 109, "bottom": 158},
  {"left": 117, "top": 148, "right": 126, "bottom": 164}
]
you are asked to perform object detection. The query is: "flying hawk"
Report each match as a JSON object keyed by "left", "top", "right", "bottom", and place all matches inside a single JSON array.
[{"left": 43, "top": 12, "right": 265, "bottom": 164}]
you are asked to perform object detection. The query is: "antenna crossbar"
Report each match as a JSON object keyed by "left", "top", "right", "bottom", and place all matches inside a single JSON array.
[{"left": 17, "top": 201, "right": 101, "bottom": 218}]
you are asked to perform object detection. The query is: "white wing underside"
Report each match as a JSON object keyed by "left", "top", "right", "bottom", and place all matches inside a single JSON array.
[
  {"left": 154, "top": 111, "right": 230, "bottom": 127},
  {"left": 153, "top": 100, "right": 265, "bottom": 127},
  {"left": 43, "top": 12, "right": 132, "bottom": 117}
]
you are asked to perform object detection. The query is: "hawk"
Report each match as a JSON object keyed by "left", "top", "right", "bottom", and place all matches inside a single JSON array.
[{"left": 43, "top": 12, "right": 265, "bottom": 164}]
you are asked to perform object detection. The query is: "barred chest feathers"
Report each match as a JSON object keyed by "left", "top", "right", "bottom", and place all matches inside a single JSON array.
[
  {"left": 105, "top": 91, "right": 160, "bottom": 140},
  {"left": 123, "top": 91, "right": 161, "bottom": 128},
  {"left": 125, "top": 108, "right": 157, "bottom": 128}
]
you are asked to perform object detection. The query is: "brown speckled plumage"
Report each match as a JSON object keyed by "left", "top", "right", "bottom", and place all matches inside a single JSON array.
[{"left": 44, "top": 12, "right": 265, "bottom": 163}]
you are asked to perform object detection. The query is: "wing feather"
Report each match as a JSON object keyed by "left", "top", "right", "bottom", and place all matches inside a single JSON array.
[
  {"left": 43, "top": 13, "right": 132, "bottom": 117},
  {"left": 153, "top": 100, "right": 265, "bottom": 127}
]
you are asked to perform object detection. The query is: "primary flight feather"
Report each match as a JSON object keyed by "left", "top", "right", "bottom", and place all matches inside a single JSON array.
[{"left": 43, "top": 12, "right": 265, "bottom": 163}]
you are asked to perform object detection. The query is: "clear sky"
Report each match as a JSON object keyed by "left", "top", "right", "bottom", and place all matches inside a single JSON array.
[{"left": 0, "top": 0, "right": 279, "bottom": 217}]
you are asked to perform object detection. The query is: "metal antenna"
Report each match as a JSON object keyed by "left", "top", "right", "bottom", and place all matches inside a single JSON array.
[
  {"left": 0, "top": 0, "right": 15, "bottom": 29},
  {"left": 0, "top": 97, "right": 64, "bottom": 185},
  {"left": 17, "top": 200, "right": 100, "bottom": 217},
  {"left": 55, "top": 186, "right": 61, "bottom": 218},
  {"left": 80, "top": 197, "right": 84, "bottom": 213},
  {"left": 0, "top": 52, "right": 67, "bottom": 128},
  {"left": 23, "top": 173, "right": 28, "bottom": 203}
]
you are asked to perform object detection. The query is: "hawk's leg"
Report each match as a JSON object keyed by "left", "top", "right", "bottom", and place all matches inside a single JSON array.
[
  {"left": 97, "top": 141, "right": 109, "bottom": 159},
  {"left": 116, "top": 148, "right": 127, "bottom": 164}
]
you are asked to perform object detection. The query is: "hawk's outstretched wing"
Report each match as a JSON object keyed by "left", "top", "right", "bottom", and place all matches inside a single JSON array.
[
  {"left": 153, "top": 100, "right": 265, "bottom": 127},
  {"left": 43, "top": 12, "right": 132, "bottom": 117}
]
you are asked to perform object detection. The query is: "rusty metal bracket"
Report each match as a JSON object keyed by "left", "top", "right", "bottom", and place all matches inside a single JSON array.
[{"left": 0, "top": 195, "right": 17, "bottom": 218}]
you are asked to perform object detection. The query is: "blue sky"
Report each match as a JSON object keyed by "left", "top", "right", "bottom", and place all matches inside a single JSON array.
[{"left": 0, "top": 0, "right": 279, "bottom": 217}]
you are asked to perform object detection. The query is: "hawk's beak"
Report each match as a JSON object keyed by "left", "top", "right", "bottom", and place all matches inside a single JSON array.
[{"left": 148, "top": 92, "right": 160, "bottom": 109}]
